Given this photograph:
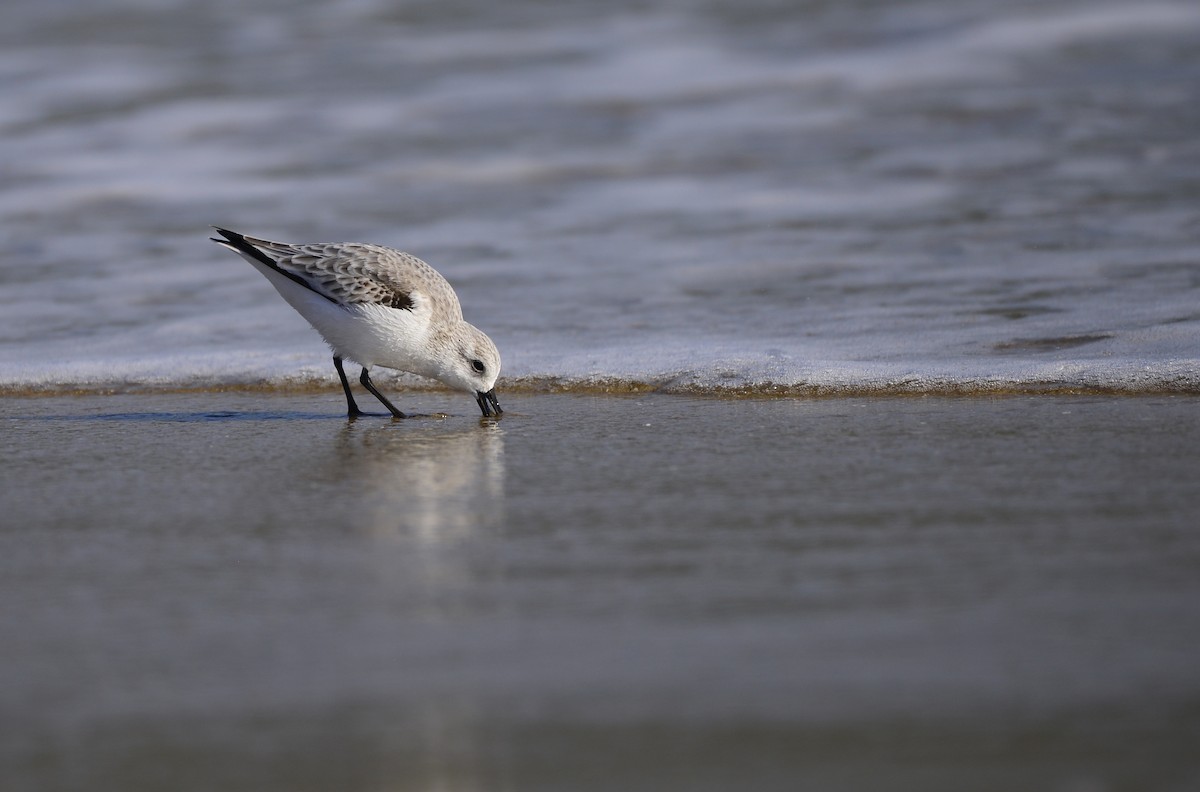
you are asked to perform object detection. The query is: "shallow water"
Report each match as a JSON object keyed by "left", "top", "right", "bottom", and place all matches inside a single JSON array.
[
  {"left": 2, "top": 0, "right": 1199, "bottom": 393},
  {"left": 2, "top": 393, "right": 1199, "bottom": 790}
]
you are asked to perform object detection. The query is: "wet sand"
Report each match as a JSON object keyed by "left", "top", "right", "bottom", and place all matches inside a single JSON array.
[{"left": 2, "top": 392, "right": 1199, "bottom": 791}]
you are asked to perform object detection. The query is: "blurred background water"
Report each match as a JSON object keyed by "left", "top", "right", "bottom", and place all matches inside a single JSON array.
[{"left": 1, "top": 0, "right": 1198, "bottom": 393}]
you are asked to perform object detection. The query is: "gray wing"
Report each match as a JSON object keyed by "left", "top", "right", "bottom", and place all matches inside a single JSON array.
[{"left": 217, "top": 229, "right": 463, "bottom": 321}]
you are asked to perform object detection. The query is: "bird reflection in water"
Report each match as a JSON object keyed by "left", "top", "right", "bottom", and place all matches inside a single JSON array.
[
  {"left": 324, "top": 420, "right": 508, "bottom": 789},
  {"left": 334, "top": 420, "right": 507, "bottom": 540}
]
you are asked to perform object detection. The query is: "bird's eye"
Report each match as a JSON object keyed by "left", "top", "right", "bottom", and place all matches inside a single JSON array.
[{"left": 471, "top": 359, "right": 486, "bottom": 373}]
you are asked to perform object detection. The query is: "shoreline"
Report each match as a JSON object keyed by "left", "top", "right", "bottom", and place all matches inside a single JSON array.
[{"left": 4, "top": 375, "right": 1200, "bottom": 399}]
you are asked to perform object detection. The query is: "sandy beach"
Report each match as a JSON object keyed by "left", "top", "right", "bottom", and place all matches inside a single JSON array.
[{"left": 3, "top": 391, "right": 1198, "bottom": 791}]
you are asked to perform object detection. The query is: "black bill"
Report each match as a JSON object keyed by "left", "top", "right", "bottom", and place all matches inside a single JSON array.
[{"left": 475, "top": 388, "right": 503, "bottom": 417}]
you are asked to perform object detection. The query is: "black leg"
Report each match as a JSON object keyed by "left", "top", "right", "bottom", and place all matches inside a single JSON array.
[
  {"left": 359, "top": 367, "right": 407, "bottom": 418},
  {"left": 333, "top": 356, "right": 364, "bottom": 418}
]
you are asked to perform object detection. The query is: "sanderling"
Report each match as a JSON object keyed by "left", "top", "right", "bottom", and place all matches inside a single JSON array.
[{"left": 211, "top": 227, "right": 502, "bottom": 419}]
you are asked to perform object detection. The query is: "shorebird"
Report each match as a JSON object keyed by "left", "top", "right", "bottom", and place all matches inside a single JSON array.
[{"left": 211, "top": 227, "right": 502, "bottom": 419}]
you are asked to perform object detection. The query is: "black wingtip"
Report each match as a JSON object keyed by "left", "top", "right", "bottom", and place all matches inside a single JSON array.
[
  {"left": 211, "top": 226, "right": 242, "bottom": 244},
  {"left": 210, "top": 227, "right": 269, "bottom": 263}
]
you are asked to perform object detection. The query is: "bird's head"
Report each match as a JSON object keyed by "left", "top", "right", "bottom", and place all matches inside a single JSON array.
[{"left": 444, "top": 323, "right": 503, "bottom": 417}]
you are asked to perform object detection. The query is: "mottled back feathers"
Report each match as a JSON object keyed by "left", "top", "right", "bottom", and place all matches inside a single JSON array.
[{"left": 214, "top": 229, "right": 463, "bottom": 322}]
